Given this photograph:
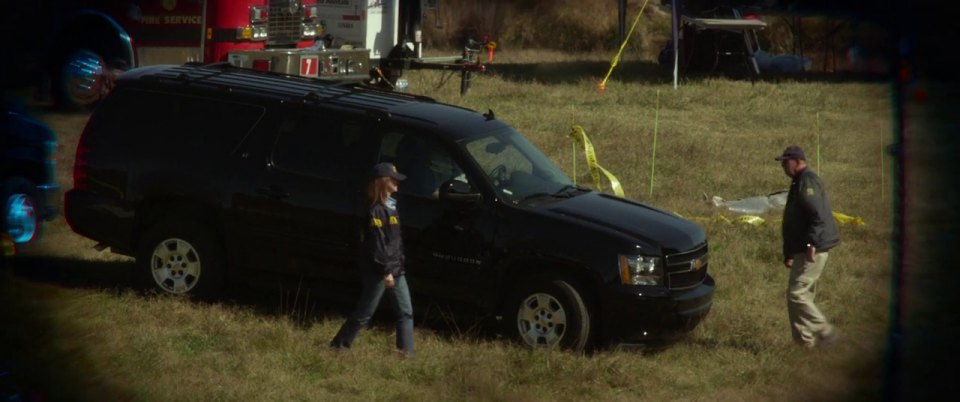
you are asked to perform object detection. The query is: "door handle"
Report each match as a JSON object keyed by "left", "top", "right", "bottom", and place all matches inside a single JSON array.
[{"left": 256, "top": 185, "right": 289, "bottom": 199}]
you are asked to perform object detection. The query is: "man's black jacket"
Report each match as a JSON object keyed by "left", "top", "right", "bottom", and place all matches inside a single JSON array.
[{"left": 782, "top": 168, "right": 840, "bottom": 258}]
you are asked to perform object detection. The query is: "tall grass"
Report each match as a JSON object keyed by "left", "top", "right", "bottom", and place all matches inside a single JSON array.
[
  {"left": 422, "top": 0, "right": 672, "bottom": 55},
  {"left": 1, "top": 49, "right": 894, "bottom": 401},
  {"left": 422, "top": 1, "right": 890, "bottom": 73}
]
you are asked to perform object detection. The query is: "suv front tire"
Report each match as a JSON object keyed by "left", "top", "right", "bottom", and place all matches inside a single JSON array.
[{"left": 508, "top": 278, "right": 594, "bottom": 351}]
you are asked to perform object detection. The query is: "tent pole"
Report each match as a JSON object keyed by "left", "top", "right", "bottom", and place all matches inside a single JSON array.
[{"left": 672, "top": 0, "right": 680, "bottom": 89}]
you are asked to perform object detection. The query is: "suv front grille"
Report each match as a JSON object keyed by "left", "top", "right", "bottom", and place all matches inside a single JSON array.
[
  {"left": 664, "top": 243, "right": 709, "bottom": 290},
  {"left": 267, "top": 0, "right": 303, "bottom": 46}
]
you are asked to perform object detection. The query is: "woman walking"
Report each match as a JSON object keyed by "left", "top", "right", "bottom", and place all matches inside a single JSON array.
[{"left": 330, "top": 162, "right": 414, "bottom": 357}]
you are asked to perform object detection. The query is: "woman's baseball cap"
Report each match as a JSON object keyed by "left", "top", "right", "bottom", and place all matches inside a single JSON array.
[{"left": 373, "top": 162, "right": 406, "bottom": 180}]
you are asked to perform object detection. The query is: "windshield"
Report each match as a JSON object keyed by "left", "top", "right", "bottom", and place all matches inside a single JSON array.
[{"left": 463, "top": 127, "right": 574, "bottom": 203}]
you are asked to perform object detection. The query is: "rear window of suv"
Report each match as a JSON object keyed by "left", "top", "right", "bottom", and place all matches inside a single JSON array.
[{"left": 87, "top": 88, "right": 265, "bottom": 157}]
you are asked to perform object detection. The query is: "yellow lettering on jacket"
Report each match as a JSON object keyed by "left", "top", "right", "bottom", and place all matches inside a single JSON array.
[{"left": 370, "top": 218, "right": 383, "bottom": 228}]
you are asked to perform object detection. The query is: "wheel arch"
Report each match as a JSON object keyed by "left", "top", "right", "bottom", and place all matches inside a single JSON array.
[
  {"left": 2, "top": 161, "right": 47, "bottom": 191},
  {"left": 495, "top": 255, "right": 602, "bottom": 320},
  {"left": 134, "top": 197, "right": 226, "bottom": 255}
]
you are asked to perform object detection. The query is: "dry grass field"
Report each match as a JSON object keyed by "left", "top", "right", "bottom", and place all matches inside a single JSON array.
[
  {"left": 1, "top": 46, "right": 908, "bottom": 401},
  {"left": 7, "top": 1, "right": 958, "bottom": 400}
]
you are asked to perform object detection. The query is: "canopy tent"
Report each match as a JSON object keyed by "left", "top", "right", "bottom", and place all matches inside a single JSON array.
[{"left": 614, "top": 0, "right": 889, "bottom": 87}]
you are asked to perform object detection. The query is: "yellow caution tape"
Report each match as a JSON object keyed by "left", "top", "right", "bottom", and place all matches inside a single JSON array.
[
  {"left": 736, "top": 215, "right": 766, "bottom": 226},
  {"left": 599, "top": 0, "right": 652, "bottom": 91},
  {"left": 678, "top": 211, "right": 864, "bottom": 228},
  {"left": 684, "top": 215, "right": 753, "bottom": 226},
  {"left": 709, "top": 215, "right": 764, "bottom": 226},
  {"left": 833, "top": 211, "right": 865, "bottom": 226},
  {"left": 569, "top": 125, "right": 624, "bottom": 197}
]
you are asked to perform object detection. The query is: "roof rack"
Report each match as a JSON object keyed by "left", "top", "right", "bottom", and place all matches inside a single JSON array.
[
  {"left": 138, "top": 64, "right": 447, "bottom": 117},
  {"left": 349, "top": 84, "right": 437, "bottom": 104}
]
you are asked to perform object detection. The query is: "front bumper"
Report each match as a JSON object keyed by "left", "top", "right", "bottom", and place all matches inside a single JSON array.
[{"left": 599, "top": 274, "right": 715, "bottom": 345}]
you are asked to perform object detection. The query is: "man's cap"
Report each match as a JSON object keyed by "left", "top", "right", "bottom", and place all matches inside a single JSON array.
[
  {"left": 775, "top": 145, "right": 806, "bottom": 161},
  {"left": 373, "top": 162, "right": 406, "bottom": 181}
]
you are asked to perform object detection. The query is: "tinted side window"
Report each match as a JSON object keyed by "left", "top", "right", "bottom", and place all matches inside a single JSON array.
[
  {"left": 379, "top": 132, "right": 470, "bottom": 198},
  {"left": 82, "top": 89, "right": 138, "bottom": 154},
  {"left": 89, "top": 88, "right": 264, "bottom": 157},
  {"left": 271, "top": 113, "right": 371, "bottom": 180}
]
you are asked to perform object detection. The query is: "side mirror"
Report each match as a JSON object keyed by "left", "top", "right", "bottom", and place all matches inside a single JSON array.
[{"left": 438, "top": 179, "right": 481, "bottom": 203}]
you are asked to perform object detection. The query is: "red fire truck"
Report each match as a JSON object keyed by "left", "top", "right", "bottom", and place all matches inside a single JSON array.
[{"left": 2, "top": 0, "right": 483, "bottom": 109}]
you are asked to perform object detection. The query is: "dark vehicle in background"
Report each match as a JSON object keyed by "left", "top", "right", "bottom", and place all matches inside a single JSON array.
[
  {"left": 3, "top": 0, "right": 141, "bottom": 109},
  {"left": 65, "top": 64, "right": 713, "bottom": 350},
  {"left": 1, "top": 100, "right": 59, "bottom": 249}
]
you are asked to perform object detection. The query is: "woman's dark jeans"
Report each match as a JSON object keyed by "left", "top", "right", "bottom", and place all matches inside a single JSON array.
[{"left": 330, "top": 273, "right": 414, "bottom": 355}]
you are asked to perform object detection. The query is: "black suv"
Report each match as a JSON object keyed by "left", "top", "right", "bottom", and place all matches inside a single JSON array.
[
  {"left": 65, "top": 64, "right": 714, "bottom": 350},
  {"left": 2, "top": 99, "right": 59, "bottom": 250}
]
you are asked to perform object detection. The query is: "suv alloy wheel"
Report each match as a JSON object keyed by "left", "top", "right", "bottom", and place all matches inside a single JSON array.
[
  {"left": 137, "top": 219, "right": 224, "bottom": 297},
  {"left": 510, "top": 278, "right": 593, "bottom": 351}
]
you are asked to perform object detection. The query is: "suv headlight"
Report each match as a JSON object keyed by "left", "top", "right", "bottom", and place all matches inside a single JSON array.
[{"left": 619, "top": 254, "right": 662, "bottom": 286}]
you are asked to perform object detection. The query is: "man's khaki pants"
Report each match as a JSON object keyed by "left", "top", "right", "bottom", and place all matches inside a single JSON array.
[{"left": 788, "top": 252, "right": 834, "bottom": 347}]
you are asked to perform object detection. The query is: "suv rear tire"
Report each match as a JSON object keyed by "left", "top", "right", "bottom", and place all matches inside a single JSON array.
[
  {"left": 508, "top": 278, "right": 593, "bottom": 351},
  {"left": 137, "top": 219, "right": 224, "bottom": 298}
]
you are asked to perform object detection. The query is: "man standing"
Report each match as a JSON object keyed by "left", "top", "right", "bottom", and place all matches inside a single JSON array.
[{"left": 776, "top": 145, "right": 840, "bottom": 348}]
